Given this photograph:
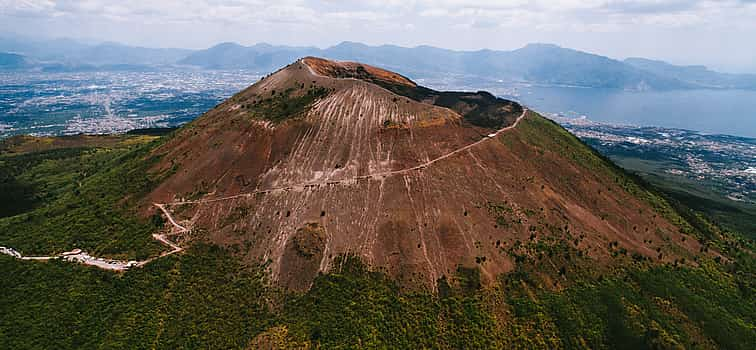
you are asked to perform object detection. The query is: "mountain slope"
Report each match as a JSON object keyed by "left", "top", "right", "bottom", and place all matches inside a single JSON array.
[
  {"left": 8, "top": 36, "right": 754, "bottom": 90},
  {"left": 74, "top": 42, "right": 193, "bottom": 66},
  {"left": 0, "top": 52, "right": 31, "bottom": 70},
  {"left": 625, "top": 57, "right": 756, "bottom": 89},
  {"left": 1, "top": 58, "right": 753, "bottom": 349},
  {"left": 178, "top": 42, "right": 319, "bottom": 70},
  {"left": 497, "top": 44, "right": 687, "bottom": 89},
  {"left": 0, "top": 37, "right": 193, "bottom": 68},
  {"left": 180, "top": 42, "right": 696, "bottom": 89},
  {"left": 143, "top": 57, "right": 709, "bottom": 290}
]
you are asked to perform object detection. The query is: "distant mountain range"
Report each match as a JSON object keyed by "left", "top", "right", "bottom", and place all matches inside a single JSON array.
[
  {"left": 0, "top": 52, "right": 31, "bottom": 69},
  {"left": 0, "top": 37, "right": 191, "bottom": 72},
  {"left": 4, "top": 56, "right": 754, "bottom": 349},
  {"left": 623, "top": 57, "right": 756, "bottom": 89},
  {"left": 2, "top": 37, "right": 756, "bottom": 90}
]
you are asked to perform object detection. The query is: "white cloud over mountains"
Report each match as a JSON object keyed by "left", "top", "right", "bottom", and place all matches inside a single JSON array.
[
  {"left": 3, "top": 1, "right": 753, "bottom": 26},
  {"left": 1, "top": 0, "right": 756, "bottom": 72}
]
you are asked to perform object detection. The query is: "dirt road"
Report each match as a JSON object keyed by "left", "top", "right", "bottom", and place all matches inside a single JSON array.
[
  {"left": 2, "top": 108, "right": 528, "bottom": 272},
  {"left": 1, "top": 203, "right": 187, "bottom": 271},
  {"left": 169, "top": 108, "right": 528, "bottom": 206}
]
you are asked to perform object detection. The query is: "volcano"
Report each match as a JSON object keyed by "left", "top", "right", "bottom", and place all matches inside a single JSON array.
[{"left": 145, "top": 57, "right": 704, "bottom": 290}]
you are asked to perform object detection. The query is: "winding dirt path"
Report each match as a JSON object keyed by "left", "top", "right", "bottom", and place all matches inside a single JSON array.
[
  {"left": 2, "top": 108, "right": 527, "bottom": 272},
  {"left": 1, "top": 203, "right": 187, "bottom": 271},
  {"left": 168, "top": 108, "right": 528, "bottom": 206}
]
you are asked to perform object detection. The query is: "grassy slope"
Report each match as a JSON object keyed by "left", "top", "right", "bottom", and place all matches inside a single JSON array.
[
  {"left": 374, "top": 80, "right": 523, "bottom": 129},
  {"left": 1, "top": 250, "right": 753, "bottom": 349},
  {"left": 0, "top": 114, "right": 753, "bottom": 349},
  {"left": 608, "top": 155, "right": 756, "bottom": 239},
  {"left": 240, "top": 85, "right": 331, "bottom": 123},
  {"left": 275, "top": 256, "right": 755, "bottom": 349},
  {"left": 0, "top": 83, "right": 331, "bottom": 259},
  {"left": 0, "top": 136, "right": 170, "bottom": 259},
  {"left": 0, "top": 244, "right": 271, "bottom": 349},
  {"left": 510, "top": 115, "right": 697, "bottom": 235}
]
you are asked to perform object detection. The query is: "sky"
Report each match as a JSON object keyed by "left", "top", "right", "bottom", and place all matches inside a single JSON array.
[{"left": 1, "top": 0, "right": 756, "bottom": 73}]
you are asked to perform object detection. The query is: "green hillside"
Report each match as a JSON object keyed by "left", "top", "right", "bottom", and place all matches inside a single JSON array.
[
  {"left": 0, "top": 116, "right": 753, "bottom": 349},
  {"left": 1, "top": 243, "right": 753, "bottom": 349}
]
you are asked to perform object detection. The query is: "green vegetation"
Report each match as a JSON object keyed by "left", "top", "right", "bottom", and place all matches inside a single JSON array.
[
  {"left": 432, "top": 90, "right": 522, "bottom": 129},
  {"left": 368, "top": 80, "right": 523, "bottom": 129},
  {"left": 504, "top": 263, "right": 755, "bottom": 349},
  {"left": 485, "top": 201, "right": 517, "bottom": 229},
  {"left": 1, "top": 113, "right": 753, "bottom": 349},
  {"left": 242, "top": 86, "right": 330, "bottom": 123},
  {"left": 509, "top": 115, "right": 717, "bottom": 244},
  {"left": 291, "top": 223, "right": 326, "bottom": 258},
  {"left": 0, "top": 137, "right": 171, "bottom": 259},
  {"left": 0, "top": 244, "right": 271, "bottom": 349},
  {"left": 604, "top": 154, "right": 756, "bottom": 239},
  {"left": 2, "top": 251, "right": 753, "bottom": 349}
]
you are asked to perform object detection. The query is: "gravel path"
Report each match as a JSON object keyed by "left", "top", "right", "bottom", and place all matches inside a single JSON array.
[{"left": 1, "top": 107, "right": 528, "bottom": 272}]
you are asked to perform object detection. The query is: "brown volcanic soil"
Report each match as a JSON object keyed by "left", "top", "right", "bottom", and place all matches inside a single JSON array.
[
  {"left": 303, "top": 56, "right": 417, "bottom": 88},
  {"left": 144, "top": 58, "right": 705, "bottom": 290}
]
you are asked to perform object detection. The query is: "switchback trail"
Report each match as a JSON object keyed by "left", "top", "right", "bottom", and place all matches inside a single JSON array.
[
  {"left": 1, "top": 203, "right": 187, "bottom": 271},
  {"left": 2, "top": 108, "right": 527, "bottom": 271}
]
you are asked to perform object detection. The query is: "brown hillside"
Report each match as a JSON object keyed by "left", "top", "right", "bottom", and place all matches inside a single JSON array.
[
  {"left": 302, "top": 56, "right": 417, "bottom": 88},
  {"left": 144, "top": 57, "right": 706, "bottom": 290}
]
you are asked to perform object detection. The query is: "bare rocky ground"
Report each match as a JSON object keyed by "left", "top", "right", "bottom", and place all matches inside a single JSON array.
[{"left": 139, "top": 58, "right": 709, "bottom": 290}]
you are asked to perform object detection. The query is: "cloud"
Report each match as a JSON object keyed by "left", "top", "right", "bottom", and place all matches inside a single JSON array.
[
  {"left": 1, "top": 0, "right": 756, "bottom": 71},
  {"left": 2, "top": 0, "right": 754, "bottom": 29},
  {"left": 0, "top": 0, "right": 313, "bottom": 23},
  {"left": 599, "top": 0, "right": 699, "bottom": 14},
  {"left": 0, "top": 0, "right": 57, "bottom": 17},
  {"left": 412, "top": 0, "right": 756, "bottom": 31}
]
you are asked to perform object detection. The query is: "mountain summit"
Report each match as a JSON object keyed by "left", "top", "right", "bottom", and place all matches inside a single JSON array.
[
  {"left": 3, "top": 57, "right": 749, "bottom": 349},
  {"left": 145, "top": 57, "right": 706, "bottom": 290}
]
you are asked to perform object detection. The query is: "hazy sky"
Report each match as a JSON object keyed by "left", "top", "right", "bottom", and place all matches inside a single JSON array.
[{"left": 2, "top": 0, "right": 756, "bottom": 72}]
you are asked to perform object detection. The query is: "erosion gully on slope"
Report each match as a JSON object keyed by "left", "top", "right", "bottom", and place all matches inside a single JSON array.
[
  {"left": 167, "top": 109, "right": 528, "bottom": 205},
  {"left": 0, "top": 109, "right": 527, "bottom": 271}
]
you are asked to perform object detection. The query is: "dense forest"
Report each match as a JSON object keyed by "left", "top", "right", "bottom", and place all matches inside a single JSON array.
[{"left": 2, "top": 244, "right": 754, "bottom": 349}]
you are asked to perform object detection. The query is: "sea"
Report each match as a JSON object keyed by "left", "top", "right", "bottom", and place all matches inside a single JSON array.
[
  {"left": 2, "top": 70, "right": 756, "bottom": 139},
  {"left": 511, "top": 86, "right": 756, "bottom": 139}
]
